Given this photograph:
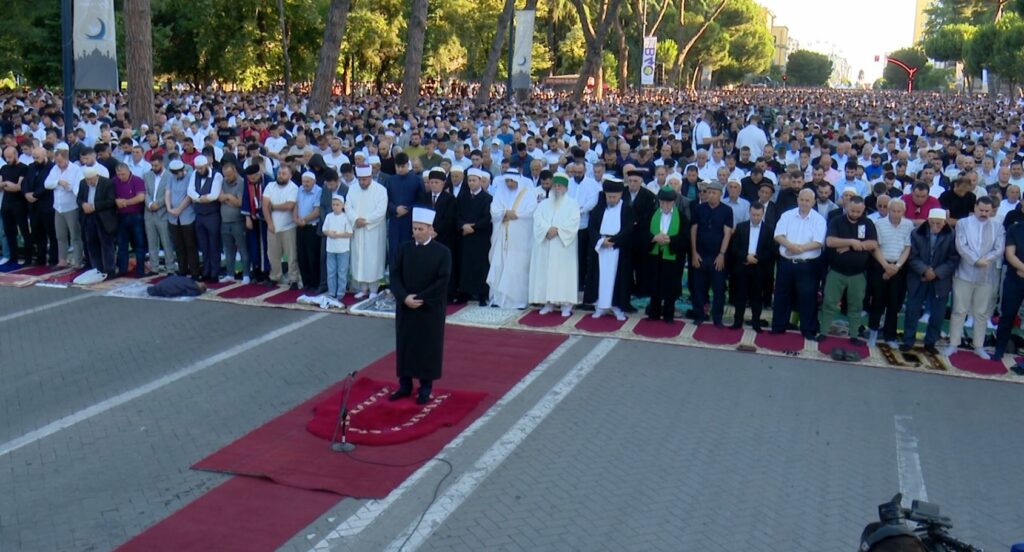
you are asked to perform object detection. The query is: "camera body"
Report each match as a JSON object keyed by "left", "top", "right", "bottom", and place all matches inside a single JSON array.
[{"left": 860, "top": 493, "right": 981, "bottom": 552}]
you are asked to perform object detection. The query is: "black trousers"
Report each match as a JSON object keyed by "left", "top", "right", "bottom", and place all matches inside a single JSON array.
[
  {"left": 83, "top": 214, "right": 115, "bottom": 275},
  {"left": 772, "top": 258, "right": 820, "bottom": 337},
  {"left": 30, "top": 205, "right": 57, "bottom": 264},
  {"left": 577, "top": 229, "right": 589, "bottom": 290},
  {"left": 169, "top": 222, "right": 200, "bottom": 278},
  {"left": 296, "top": 225, "right": 321, "bottom": 289},
  {"left": 733, "top": 262, "right": 767, "bottom": 327},
  {"left": 646, "top": 257, "right": 683, "bottom": 321},
  {"left": 2, "top": 201, "right": 31, "bottom": 262},
  {"left": 195, "top": 213, "right": 222, "bottom": 279},
  {"left": 867, "top": 262, "right": 907, "bottom": 341}
]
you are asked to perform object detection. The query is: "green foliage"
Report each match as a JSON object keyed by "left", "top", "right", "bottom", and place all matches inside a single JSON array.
[
  {"left": 557, "top": 25, "right": 587, "bottom": 74},
  {"left": 963, "top": 20, "right": 998, "bottom": 75},
  {"left": 784, "top": 49, "right": 832, "bottom": 87},
  {"left": 923, "top": 0, "right": 1003, "bottom": 38},
  {"left": 923, "top": 23, "right": 976, "bottom": 62},
  {"left": 990, "top": 13, "right": 1024, "bottom": 83},
  {"left": 655, "top": 38, "right": 678, "bottom": 69},
  {"left": 602, "top": 50, "right": 618, "bottom": 89},
  {"left": 881, "top": 47, "right": 928, "bottom": 90},
  {"left": 915, "top": 65, "right": 955, "bottom": 91}
]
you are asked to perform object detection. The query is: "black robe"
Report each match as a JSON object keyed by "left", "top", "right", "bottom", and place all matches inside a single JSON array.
[
  {"left": 456, "top": 190, "right": 493, "bottom": 298},
  {"left": 391, "top": 239, "right": 452, "bottom": 381},
  {"left": 628, "top": 187, "right": 657, "bottom": 296},
  {"left": 584, "top": 196, "right": 634, "bottom": 308},
  {"left": 643, "top": 208, "right": 689, "bottom": 315}
]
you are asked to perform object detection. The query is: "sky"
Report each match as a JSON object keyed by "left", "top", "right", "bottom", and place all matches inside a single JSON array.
[{"left": 757, "top": 0, "right": 919, "bottom": 83}]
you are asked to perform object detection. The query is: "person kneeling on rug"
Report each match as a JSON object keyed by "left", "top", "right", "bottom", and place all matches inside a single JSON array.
[
  {"left": 147, "top": 275, "right": 208, "bottom": 298},
  {"left": 390, "top": 206, "right": 452, "bottom": 405}
]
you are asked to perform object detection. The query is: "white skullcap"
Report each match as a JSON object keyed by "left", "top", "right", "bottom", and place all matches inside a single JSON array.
[
  {"left": 842, "top": 187, "right": 857, "bottom": 195},
  {"left": 354, "top": 151, "right": 366, "bottom": 159},
  {"left": 168, "top": 159, "right": 185, "bottom": 171},
  {"left": 467, "top": 168, "right": 488, "bottom": 179},
  {"left": 302, "top": 171, "right": 316, "bottom": 181},
  {"left": 83, "top": 167, "right": 98, "bottom": 178},
  {"left": 355, "top": 165, "right": 372, "bottom": 178},
  {"left": 193, "top": 155, "right": 209, "bottom": 167},
  {"left": 450, "top": 165, "right": 465, "bottom": 173},
  {"left": 368, "top": 155, "right": 381, "bottom": 165},
  {"left": 412, "top": 207, "right": 436, "bottom": 226},
  {"left": 928, "top": 208, "right": 947, "bottom": 220},
  {"left": 54, "top": 142, "right": 70, "bottom": 152},
  {"left": 331, "top": 193, "right": 345, "bottom": 202}
]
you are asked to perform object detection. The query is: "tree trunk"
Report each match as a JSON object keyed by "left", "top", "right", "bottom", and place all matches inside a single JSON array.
[
  {"left": 400, "top": 0, "right": 430, "bottom": 109},
  {"left": 615, "top": 16, "right": 628, "bottom": 93},
  {"left": 309, "top": 0, "right": 353, "bottom": 115},
  {"left": 688, "top": 63, "right": 700, "bottom": 91},
  {"left": 476, "top": 0, "right": 517, "bottom": 106},
  {"left": 276, "top": 0, "right": 293, "bottom": 105},
  {"left": 125, "top": 0, "right": 155, "bottom": 128},
  {"left": 570, "top": 0, "right": 625, "bottom": 102},
  {"left": 669, "top": 0, "right": 727, "bottom": 87}
]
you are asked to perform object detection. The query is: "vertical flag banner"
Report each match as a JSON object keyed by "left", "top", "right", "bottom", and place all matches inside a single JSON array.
[
  {"left": 511, "top": 10, "right": 536, "bottom": 91},
  {"left": 74, "top": 0, "right": 119, "bottom": 90},
  {"left": 641, "top": 36, "right": 657, "bottom": 86}
]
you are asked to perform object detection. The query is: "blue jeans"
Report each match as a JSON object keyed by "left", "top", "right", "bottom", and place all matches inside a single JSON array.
[
  {"left": 772, "top": 258, "right": 820, "bottom": 337},
  {"left": 325, "top": 251, "right": 350, "bottom": 298},
  {"left": 994, "top": 275, "right": 1024, "bottom": 357},
  {"left": 903, "top": 282, "right": 950, "bottom": 347},
  {"left": 117, "top": 212, "right": 146, "bottom": 275}
]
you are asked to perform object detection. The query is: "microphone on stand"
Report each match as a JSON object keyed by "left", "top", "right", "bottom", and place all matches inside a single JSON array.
[{"left": 330, "top": 371, "right": 358, "bottom": 453}]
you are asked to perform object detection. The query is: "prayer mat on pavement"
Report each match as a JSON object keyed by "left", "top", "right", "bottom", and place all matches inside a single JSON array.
[
  {"left": 817, "top": 336, "right": 870, "bottom": 361},
  {"left": 305, "top": 377, "right": 487, "bottom": 446},
  {"left": 632, "top": 318, "right": 685, "bottom": 339},
  {"left": 575, "top": 313, "right": 627, "bottom": 333},
  {"left": 520, "top": 308, "right": 571, "bottom": 328},
  {"left": 0, "top": 272, "right": 38, "bottom": 287},
  {"left": 754, "top": 330, "right": 806, "bottom": 352},
  {"left": 948, "top": 351, "right": 1008, "bottom": 376},
  {"left": 216, "top": 283, "right": 277, "bottom": 300},
  {"left": 693, "top": 323, "right": 743, "bottom": 346}
]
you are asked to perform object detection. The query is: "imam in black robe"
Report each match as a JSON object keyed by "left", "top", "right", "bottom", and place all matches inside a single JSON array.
[
  {"left": 583, "top": 195, "right": 634, "bottom": 309},
  {"left": 455, "top": 190, "right": 493, "bottom": 301},
  {"left": 643, "top": 208, "right": 689, "bottom": 321},
  {"left": 628, "top": 186, "right": 657, "bottom": 297},
  {"left": 391, "top": 239, "right": 452, "bottom": 382}
]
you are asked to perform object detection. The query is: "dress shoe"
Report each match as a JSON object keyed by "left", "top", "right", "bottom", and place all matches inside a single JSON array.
[
  {"left": 389, "top": 389, "right": 412, "bottom": 401},
  {"left": 923, "top": 344, "right": 940, "bottom": 355},
  {"left": 898, "top": 344, "right": 913, "bottom": 352},
  {"left": 729, "top": 322, "right": 743, "bottom": 330},
  {"left": 289, "top": 282, "right": 299, "bottom": 291},
  {"left": 415, "top": 393, "right": 431, "bottom": 405}
]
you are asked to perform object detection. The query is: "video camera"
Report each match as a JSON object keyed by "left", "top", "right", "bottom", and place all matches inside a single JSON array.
[{"left": 860, "top": 493, "right": 982, "bottom": 551}]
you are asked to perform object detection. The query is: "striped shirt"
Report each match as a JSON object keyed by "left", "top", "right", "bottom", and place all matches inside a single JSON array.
[{"left": 873, "top": 215, "right": 914, "bottom": 262}]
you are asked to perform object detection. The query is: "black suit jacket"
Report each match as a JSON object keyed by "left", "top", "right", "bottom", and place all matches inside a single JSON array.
[
  {"left": 418, "top": 189, "right": 457, "bottom": 246},
  {"left": 729, "top": 220, "right": 775, "bottom": 267},
  {"left": 25, "top": 161, "right": 54, "bottom": 212},
  {"left": 77, "top": 177, "right": 119, "bottom": 234},
  {"left": 628, "top": 186, "right": 657, "bottom": 248}
]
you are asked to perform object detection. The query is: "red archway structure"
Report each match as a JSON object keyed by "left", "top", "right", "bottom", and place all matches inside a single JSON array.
[{"left": 886, "top": 56, "right": 918, "bottom": 92}]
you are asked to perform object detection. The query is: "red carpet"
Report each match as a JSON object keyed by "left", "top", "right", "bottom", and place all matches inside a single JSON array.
[
  {"left": 520, "top": 309, "right": 570, "bottom": 328},
  {"left": 693, "top": 324, "right": 743, "bottom": 345},
  {"left": 446, "top": 303, "right": 465, "bottom": 316},
  {"left": 633, "top": 319, "right": 685, "bottom": 339},
  {"left": 193, "top": 326, "right": 566, "bottom": 497},
  {"left": 217, "top": 283, "right": 275, "bottom": 300},
  {"left": 755, "top": 331, "right": 806, "bottom": 352},
  {"left": 817, "top": 336, "right": 869, "bottom": 360},
  {"left": 948, "top": 351, "right": 1007, "bottom": 376},
  {"left": 12, "top": 264, "right": 62, "bottom": 277},
  {"left": 116, "top": 477, "right": 338, "bottom": 552},
  {"left": 575, "top": 314, "right": 626, "bottom": 333},
  {"left": 263, "top": 287, "right": 307, "bottom": 305},
  {"left": 37, "top": 268, "right": 87, "bottom": 285},
  {"left": 306, "top": 377, "right": 487, "bottom": 446}
]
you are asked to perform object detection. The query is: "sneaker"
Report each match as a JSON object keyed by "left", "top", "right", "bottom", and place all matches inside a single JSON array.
[
  {"left": 974, "top": 348, "right": 991, "bottom": 360},
  {"left": 592, "top": 308, "right": 607, "bottom": 319},
  {"left": 241, "top": 276, "right": 251, "bottom": 285},
  {"left": 561, "top": 306, "right": 572, "bottom": 317},
  {"left": 369, "top": 292, "right": 379, "bottom": 300},
  {"left": 941, "top": 344, "right": 957, "bottom": 357},
  {"left": 885, "top": 340, "right": 899, "bottom": 348},
  {"left": 920, "top": 313, "right": 930, "bottom": 324},
  {"left": 354, "top": 291, "right": 368, "bottom": 299},
  {"left": 0, "top": 257, "right": 8, "bottom": 265},
  {"left": 612, "top": 307, "right": 627, "bottom": 321},
  {"left": 538, "top": 304, "right": 554, "bottom": 315},
  {"left": 219, "top": 275, "right": 235, "bottom": 283}
]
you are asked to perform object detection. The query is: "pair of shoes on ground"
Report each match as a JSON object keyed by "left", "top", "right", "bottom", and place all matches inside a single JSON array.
[{"left": 388, "top": 388, "right": 431, "bottom": 405}]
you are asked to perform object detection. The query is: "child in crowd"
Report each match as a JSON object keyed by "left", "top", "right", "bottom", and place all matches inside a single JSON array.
[{"left": 322, "top": 194, "right": 353, "bottom": 299}]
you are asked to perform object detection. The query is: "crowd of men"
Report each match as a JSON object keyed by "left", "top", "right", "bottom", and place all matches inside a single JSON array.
[{"left": 3, "top": 87, "right": 1024, "bottom": 361}]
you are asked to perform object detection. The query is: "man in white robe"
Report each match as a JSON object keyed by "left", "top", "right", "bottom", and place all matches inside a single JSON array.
[
  {"left": 486, "top": 171, "right": 536, "bottom": 308},
  {"left": 529, "top": 173, "right": 580, "bottom": 316},
  {"left": 346, "top": 165, "right": 388, "bottom": 298}
]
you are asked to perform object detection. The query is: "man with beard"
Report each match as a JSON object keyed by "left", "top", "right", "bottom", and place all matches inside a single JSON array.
[
  {"left": 644, "top": 186, "right": 688, "bottom": 323},
  {"left": 346, "top": 165, "right": 388, "bottom": 298},
  {"left": 386, "top": 152, "right": 422, "bottom": 268},
  {"left": 486, "top": 168, "right": 536, "bottom": 308},
  {"left": 689, "top": 181, "right": 733, "bottom": 327},
  {"left": 625, "top": 169, "right": 657, "bottom": 300},
  {"left": 187, "top": 155, "right": 223, "bottom": 281},
  {"left": 262, "top": 165, "right": 300, "bottom": 289},
  {"left": 529, "top": 173, "right": 580, "bottom": 317},
  {"left": 25, "top": 146, "right": 56, "bottom": 265},
  {"left": 586, "top": 177, "right": 634, "bottom": 321},
  {"left": 821, "top": 195, "right": 877, "bottom": 344},
  {"left": 456, "top": 169, "right": 493, "bottom": 305}
]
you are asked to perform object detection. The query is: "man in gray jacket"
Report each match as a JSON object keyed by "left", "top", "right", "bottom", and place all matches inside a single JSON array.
[
  {"left": 143, "top": 156, "right": 175, "bottom": 272},
  {"left": 219, "top": 160, "right": 250, "bottom": 283},
  {"left": 901, "top": 208, "right": 960, "bottom": 354}
]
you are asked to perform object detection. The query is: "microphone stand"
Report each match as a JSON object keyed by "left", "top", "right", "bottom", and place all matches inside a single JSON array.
[{"left": 330, "top": 371, "right": 358, "bottom": 453}]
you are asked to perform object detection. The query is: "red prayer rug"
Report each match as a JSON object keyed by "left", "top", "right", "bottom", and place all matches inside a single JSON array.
[
  {"left": 948, "top": 351, "right": 1008, "bottom": 376},
  {"left": 0, "top": 272, "right": 38, "bottom": 287},
  {"left": 36, "top": 268, "right": 88, "bottom": 286},
  {"left": 754, "top": 330, "right": 806, "bottom": 352},
  {"left": 306, "top": 377, "right": 487, "bottom": 446},
  {"left": 216, "top": 283, "right": 276, "bottom": 300},
  {"left": 520, "top": 309, "right": 571, "bottom": 328},
  {"left": 817, "top": 336, "right": 869, "bottom": 360},
  {"left": 12, "top": 264, "right": 65, "bottom": 277},
  {"left": 692, "top": 323, "right": 743, "bottom": 345},
  {"left": 632, "top": 318, "right": 685, "bottom": 339},
  {"left": 575, "top": 314, "right": 627, "bottom": 333},
  {"left": 262, "top": 287, "right": 307, "bottom": 305}
]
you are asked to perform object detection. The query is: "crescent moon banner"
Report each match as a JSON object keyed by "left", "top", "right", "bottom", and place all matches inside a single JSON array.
[
  {"left": 640, "top": 36, "right": 657, "bottom": 86},
  {"left": 511, "top": 10, "right": 536, "bottom": 91},
  {"left": 73, "top": 0, "right": 119, "bottom": 90}
]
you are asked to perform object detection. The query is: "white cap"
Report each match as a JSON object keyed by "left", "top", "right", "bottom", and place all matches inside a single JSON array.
[
  {"left": 928, "top": 208, "right": 947, "bottom": 220},
  {"left": 54, "top": 142, "right": 70, "bottom": 152},
  {"left": 302, "top": 171, "right": 317, "bottom": 181},
  {"left": 355, "top": 165, "right": 372, "bottom": 178},
  {"left": 194, "top": 155, "right": 209, "bottom": 167},
  {"left": 842, "top": 187, "right": 857, "bottom": 195},
  {"left": 83, "top": 167, "right": 98, "bottom": 178},
  {"left": 168, "top": 159, "right": 185, "bottom": 171},
  {"left": 354, "top": 151, "right": 366, "bottom": 159},
  {"left": 331, "top": 193, "right": 345, "bottom": 202},
  {"left": 412, "top": 207, "right": 436, "bottom": 226},
  {"left": 450, "top": 165, "right": 464, "bottom": 173},
  {"left": 467, "top": 168, "right": 488, "bottom": 179},
  {"left": 368, "top": 155, "right": 381, "bottom": 165}
]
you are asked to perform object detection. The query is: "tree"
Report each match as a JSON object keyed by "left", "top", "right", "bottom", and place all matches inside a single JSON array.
[
  {"left": 668, "top": 0, "right": 729, "bottom": 86},
  {"left": 990, "top": 12, "right": 1024, "bottom": 89},
  {"left": 125, "top": 0, "right": 155, "bottom": 127},
  {"left": 276, "top": 0, "right": 293, "bottom": 103},
  {"left": 784, "top": 49, "right": 832, "bottom": 86},
  {"left": 569, "top": 0, "right": 625, "bottom": 101},
  {"left": 923, "top": 23, "right": 975, "bottom": 63},
  {"left": 964, "top": 19, "right": 999, "bottom": 76},
  {"left": 476, "top": 0, "right": 516, "bottom": 105},
  {"left": 882, "top": 47, "right": 928, "bottom": 90},
  {"left": 400, "top": 0, "right": 429, "bottom": 108},
  {"left": 309, "top": 0, "right": 353, "bottom": 115}
]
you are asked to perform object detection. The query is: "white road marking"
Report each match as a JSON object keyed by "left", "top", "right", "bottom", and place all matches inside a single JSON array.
[
  {"left": 0, "top": 312, "right": 328, "bottom": 458},
  {"left": 383, "top": 338, "right": 619, "bottom": 552},
  {"left": 309, "top": 335, "right": 582, "bottom": 551},
  {"left": 0, "top": 292, "right": 96, "bottom": 324},
  {"left": 894, "top": 415, "right": 929, "bottom": 506}
]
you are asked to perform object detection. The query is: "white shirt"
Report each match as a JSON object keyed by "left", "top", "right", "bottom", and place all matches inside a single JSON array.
[
  {"left": 75, "top": 162, "right": 109, "bottom": 178},
  {"left": 187, "top": 170, "right": 224, "bottom": 203},
  {"left": 322, "top": 211, "right": 353, "bottom": 253},
  {"left": 659, "top": 210, "right": 672, "bottom": 234},
  {"left": 736, "top": 124, "right": 768, "bottom": 157},
  {"left": 127, "top": 158, "right": 152, "bottom": 178},
  {"left": 265, "top": 136, "right": 288, "bottom": 156},
  {"left": 747, "top": 223, "right": 762, "bottom": 256},
  {"left": 44, "top": 163, "right": 83, "bottom": 213},
  {"left": 263, "top": 181, "right": 299, "bottom": 231},
  {"left": 773, "top": 207, "right": 827, "bottom": 260}
]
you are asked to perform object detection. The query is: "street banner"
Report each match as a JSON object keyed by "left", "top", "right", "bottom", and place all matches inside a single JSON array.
[
  {"left": 641, "top": 36, "right": 657, "bottom": 86},
  {"left": 511, "top": 10, "right": 536, "bottom": 91},
  {"left": 74, "top": 0, "right": 119, "bottom": 90}
]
